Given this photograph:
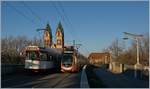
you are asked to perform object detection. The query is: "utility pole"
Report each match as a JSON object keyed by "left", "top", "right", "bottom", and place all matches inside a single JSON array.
[
  {"left": 123, "top": 32, "right": 143, "bottom": 78},
  {"left": 36, "top": 28, "right": 46, "bottom": 47},
  {"left": 73, "top": 40, "right": 75, "bottom": 47},
  {"left": 72, "top": 40, "right": 82, "bottom": 52}
]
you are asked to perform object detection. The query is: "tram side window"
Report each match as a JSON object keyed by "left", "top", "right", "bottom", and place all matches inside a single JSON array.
[
  {"left": 49, "top": 55, "right": 53, "bottom": 61},
  {"left": 40, "top": 52, "right": 48, "bottom": 61}
]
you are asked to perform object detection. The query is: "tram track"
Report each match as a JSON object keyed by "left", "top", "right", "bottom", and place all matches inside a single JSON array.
[
  {"left": 2, "top": 71, "right": 81, "bottom": 88},
  {"left": 32, "top": 73, "right": 72, "bottom": 88}
]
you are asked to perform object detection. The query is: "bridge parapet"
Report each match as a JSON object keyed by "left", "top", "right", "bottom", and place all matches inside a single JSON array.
[{"left": 1, "top": 64, "right": 24, "bottom": 75}]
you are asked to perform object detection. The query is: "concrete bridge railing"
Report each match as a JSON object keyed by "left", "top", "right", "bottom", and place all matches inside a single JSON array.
[
  {"left": 1, "top": 64, "right": 24, "bottom": 75},
  {"left": 80, "top": 65, "right": 89, "bottom": 88}
]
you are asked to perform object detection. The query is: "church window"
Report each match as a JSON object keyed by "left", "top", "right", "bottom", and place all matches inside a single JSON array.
[{"left": 57, "top": 39, "right": 61, "bottom": 45}]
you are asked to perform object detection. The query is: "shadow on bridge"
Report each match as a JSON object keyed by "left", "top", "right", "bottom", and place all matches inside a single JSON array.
[{"left": 86, "top": 64, "right": 149, "bottom": 88}]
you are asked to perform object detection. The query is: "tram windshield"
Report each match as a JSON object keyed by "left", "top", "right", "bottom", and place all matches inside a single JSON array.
[
  {"left": 62, "top": 54, "right": 73, "bottom": 64},
  {"left": 26, "top": 50, "right": 49, "bottom": 61},
  {"left": 26, "top": 51, "right": 39, "bottom": 60},
  {"left": 39, "top": 51, "right": 48, "bottom": 61}
]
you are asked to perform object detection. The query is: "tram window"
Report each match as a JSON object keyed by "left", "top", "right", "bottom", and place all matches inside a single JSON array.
[
  {"left": 40, "top": 52, "right": 48, "bottom": 61},
  {"left": 31, "top": 53, "right": 36, "bottom": 59},
  {"left": 49, "top": 55, "right": 53, "bottom": 61},
  {"left": 27, "top": 51, "right": 38, "bottom": 60},
  {"left": 62, "top": 54, "right": 73, "bottom": 63}
]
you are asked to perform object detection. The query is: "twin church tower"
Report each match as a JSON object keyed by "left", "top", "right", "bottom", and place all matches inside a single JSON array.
[{"left": 43, "top": 22, "right": 64, "bottom": 48}]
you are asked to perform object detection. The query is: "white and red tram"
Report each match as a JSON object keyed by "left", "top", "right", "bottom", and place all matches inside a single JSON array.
[{"left": 24, "top": 46, "right": 63, "bottom": 72}]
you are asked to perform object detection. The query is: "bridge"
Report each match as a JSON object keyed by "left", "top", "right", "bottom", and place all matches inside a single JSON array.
[
  {"left": 2, "top": 64, "right": 149, "bottom": 88},
  {"left": 1, "top": 22, "right": 149, "bottom": 88},
  {"left": 1, "top": 23, "right": 149, "bottom": 88}
]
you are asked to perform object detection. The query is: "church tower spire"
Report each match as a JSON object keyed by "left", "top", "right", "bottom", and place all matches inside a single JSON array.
[
  {"left": 44, "top": 23, "right": 53, "bottom": 48},
  {"left": 56, "top": 21, "right": 64, "bottom": 48}
]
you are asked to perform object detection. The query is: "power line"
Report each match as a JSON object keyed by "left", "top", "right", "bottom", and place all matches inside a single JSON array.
[
  {"left": 22, "top": 1, "right": 43, "bottom": 43},
  {"left": 57, "top": 2, "right": 91, "bottom": 56},
  {"left": 5, "top": 2, "right": 38, "bottom": 26},
  {"left": 22, "top": 1, "right": 42, "bottom": 24},
  {"left": 53, "top": 2, "right": 79, "bottom": 43},
  {"left": 51, "top": 2, "right": 75, "bottom": 40},
  {"left": 57, "top": 2, "right": 79, "bottom": 40},
  {"left": 52, "top": 2, "right": 82, "bottom": 50},
  {"left": 52, "top": 1, "right": 91, "bottom": 55},
  {"left": 52, "top": 2, "right": 79, "bottom": 46},
  {"left": 5, "top": 2, "right": 45, "bottom": 44}
]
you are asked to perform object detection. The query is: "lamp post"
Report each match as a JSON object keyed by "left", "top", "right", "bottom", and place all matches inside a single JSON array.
[
  {"left": 123, "top": 32, "right": 143, "bottom": 78},
  {"left": 109, "top": 51, "right": 113, "bottom": 71}
]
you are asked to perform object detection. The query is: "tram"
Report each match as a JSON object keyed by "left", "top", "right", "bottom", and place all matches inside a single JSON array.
[
  {"left": 24, "top": 45, "right": 63, "bottom": 72},
  {"left": 61, "top": 46, "right": 88, "bottom": 72}
]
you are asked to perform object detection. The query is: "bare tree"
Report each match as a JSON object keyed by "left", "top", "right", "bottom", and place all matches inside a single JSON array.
[
  {"left": 106, "top": 33, "right": 149, "bottom": 66},
  {"left": 1, "top": 35, "right": 42, "bottom": 64},
  {"left": 107, "top": 39, "right": 123, "bottom": 62},
  {"left": 140, "top": 33, "right": 149, "bottom": 66}
]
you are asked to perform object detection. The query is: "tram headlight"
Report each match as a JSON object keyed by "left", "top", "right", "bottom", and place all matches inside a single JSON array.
[
  {"left": 32, "top": 66, "right": 39, "bottom": 69},
  {"left": 25, "top": 59, "right": 32, "bottom": 63},
  {"left": 33, "top": 60, "right": 40, "bottom": 64}
]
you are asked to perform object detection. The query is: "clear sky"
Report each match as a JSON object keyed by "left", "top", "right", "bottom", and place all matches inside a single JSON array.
[{"left": 1, "top": 1, "right": 149, "bottom": 56}]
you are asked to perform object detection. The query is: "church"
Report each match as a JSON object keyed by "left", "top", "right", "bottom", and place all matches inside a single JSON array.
[{"left": 43, "top": 22, "right": 64, "bottom": 49}]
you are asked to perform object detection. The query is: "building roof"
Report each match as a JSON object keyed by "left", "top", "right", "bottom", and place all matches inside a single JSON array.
[{"left": 88, "top": 52, "right": 110, "bottom": 60}]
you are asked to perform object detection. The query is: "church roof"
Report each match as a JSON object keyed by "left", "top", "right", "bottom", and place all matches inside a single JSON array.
[
  {"left": 46, "top": 23, "right": 51, "bottom": 32},
  {"left": 46, "top": 23, "right": 52, "bottom": 37},
  {"left": 56, "top": 22, "right": 64, "bottom": 36}
]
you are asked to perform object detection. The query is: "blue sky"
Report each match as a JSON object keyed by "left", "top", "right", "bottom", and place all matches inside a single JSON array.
[{"left": 1, "top": 1, "right": 149, "bottom": 56}]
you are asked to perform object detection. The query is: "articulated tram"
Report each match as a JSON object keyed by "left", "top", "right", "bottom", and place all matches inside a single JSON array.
[
  {"left": 61, "top": 46, "right": 88, "bottom": 72},
  {"left": 24, "top": 46, "right": 63, "bottom": 72}
]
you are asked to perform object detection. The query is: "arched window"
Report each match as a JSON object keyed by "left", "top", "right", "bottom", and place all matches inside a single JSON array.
[{"left": 57, "top": 39, "right": 61, "bottom": 45}]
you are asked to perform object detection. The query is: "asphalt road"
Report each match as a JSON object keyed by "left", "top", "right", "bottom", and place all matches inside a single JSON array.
[{"left": 1, "top": 71, "right": 81, "bottom": 88}]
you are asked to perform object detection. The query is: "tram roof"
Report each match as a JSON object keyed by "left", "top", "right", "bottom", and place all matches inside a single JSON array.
[
  {"left": 25, "top": 45, "right": 63, "bottom": 55},
  {"left": 39, "top": 47, "right": 63, "bottom": 54}
]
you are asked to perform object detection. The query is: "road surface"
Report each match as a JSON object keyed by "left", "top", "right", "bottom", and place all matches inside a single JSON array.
[{"left": 1, "top": 71, "right": 81, "bottom": 88}]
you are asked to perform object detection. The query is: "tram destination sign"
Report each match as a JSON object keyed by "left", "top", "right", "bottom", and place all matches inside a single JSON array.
[{"left": 26, "top": 46, "right": 39, "bottom": 51}]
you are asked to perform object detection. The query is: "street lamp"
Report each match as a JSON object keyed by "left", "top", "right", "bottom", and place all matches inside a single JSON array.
[{"left": 123, "top": 32, "right": 143, "bottom": 78}]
